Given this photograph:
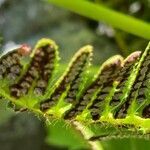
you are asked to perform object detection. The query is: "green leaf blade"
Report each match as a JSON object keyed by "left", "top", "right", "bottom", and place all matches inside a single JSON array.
[{"left": 47, "top": 0, "right": 150, "bottom": 39}]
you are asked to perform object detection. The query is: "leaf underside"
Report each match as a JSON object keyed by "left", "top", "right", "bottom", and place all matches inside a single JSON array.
[{"left": 1, "top": 38, "right": 150, "bottom": 139}]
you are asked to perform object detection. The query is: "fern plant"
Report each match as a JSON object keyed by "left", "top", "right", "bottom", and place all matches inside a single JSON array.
[{"left": 1, "top": 38, "right": 150, "bottom": 150}]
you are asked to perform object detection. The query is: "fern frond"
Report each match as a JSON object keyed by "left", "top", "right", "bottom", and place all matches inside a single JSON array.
[{"left": 1, "top": 39, "right": 150, "bottom": 149}]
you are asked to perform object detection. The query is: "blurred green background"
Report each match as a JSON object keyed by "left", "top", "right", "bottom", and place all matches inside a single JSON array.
[{"left": 0, "top": 0, "right": 150, "bottom": 149}]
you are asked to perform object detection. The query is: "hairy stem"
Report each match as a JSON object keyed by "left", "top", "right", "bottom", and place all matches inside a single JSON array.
[{"left": 72, "top": 121, "right": 104, "bottom": 150}]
